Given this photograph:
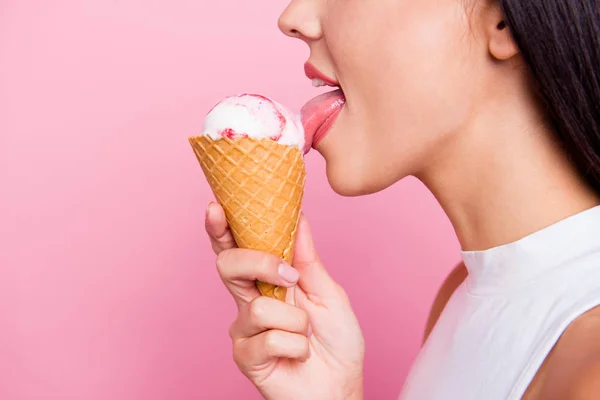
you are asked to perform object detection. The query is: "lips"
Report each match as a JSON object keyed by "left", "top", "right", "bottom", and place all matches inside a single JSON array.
[
  {"left": 301, "top": 89, "right": 345, "bottom": 153},
  {"left": 304, "top": 64, "right": 339, "bottom": 87}
]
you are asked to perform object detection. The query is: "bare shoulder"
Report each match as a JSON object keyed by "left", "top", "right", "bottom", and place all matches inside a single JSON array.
[
  {"left": 567, "top": 360, "right": 600, "bottom": 400},
  {"left": 422, "top": 261, "right": 468, "bottom": 344},
  {"left": 527, "top": 307, "right": 600, "bottom": 399}
]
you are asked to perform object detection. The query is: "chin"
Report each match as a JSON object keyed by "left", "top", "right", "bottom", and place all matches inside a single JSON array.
[
  {"left": 315, "top": 130, "right": 400, "bottom": 197},
  {"left": 325, "top": 162, "right": 387, "bottom": 197},
  {"left": 326, "top": 175, "right": 365, "bottom": 197}
]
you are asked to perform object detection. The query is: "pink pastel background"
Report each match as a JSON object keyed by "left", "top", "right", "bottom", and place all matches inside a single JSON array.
[{"left": 0, "top": 1, "right": 461, "bottom": 399}]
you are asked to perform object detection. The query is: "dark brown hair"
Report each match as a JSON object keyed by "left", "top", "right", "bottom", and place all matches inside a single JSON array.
[{"left": 500, "top": 0, "right": 600, "bottom": 192}]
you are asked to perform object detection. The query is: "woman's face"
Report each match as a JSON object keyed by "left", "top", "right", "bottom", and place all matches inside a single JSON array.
[{"left": 279, "top": 0, "right": 491, "bottom": 195}]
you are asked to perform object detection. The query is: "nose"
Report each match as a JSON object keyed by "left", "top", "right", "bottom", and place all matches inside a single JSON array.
[{"left": 278, "top": 0, "right": 323, "bottom": 42}]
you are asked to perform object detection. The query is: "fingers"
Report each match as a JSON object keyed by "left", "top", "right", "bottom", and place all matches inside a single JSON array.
[
  {"left": 205, "top": 202, "right": 236, "bottom": 254},
  {"left": 217, "top": 248, "right": 300, "bottom": 306},
  {"left": 292, "top": 214, "right": 341, "bottom": 300},
  {"left": 231, "top": 296, "right": 310, "bottom": 338},
  {"left": 233, "top": 330, "right": 311, "bottom": 368}
]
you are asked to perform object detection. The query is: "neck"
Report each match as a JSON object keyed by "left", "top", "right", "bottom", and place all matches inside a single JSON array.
[{"left": 418, "top": 100, "right": 600, "bottom": 252}]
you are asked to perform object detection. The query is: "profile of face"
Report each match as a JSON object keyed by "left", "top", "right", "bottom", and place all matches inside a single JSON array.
[{"left": 279, "top": 0, "right": 526, "bottom": 196}]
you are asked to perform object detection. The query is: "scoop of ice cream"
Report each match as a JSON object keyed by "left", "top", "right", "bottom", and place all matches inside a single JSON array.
[{"left": 204, "top": 93, "right": 306, "bottom": 152}]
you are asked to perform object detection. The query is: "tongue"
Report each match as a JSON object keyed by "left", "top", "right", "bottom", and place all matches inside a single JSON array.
[{"left": 300, "top": 89, "right": 345, "bottom": 154}]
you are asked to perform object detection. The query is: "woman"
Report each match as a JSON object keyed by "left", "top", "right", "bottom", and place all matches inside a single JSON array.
[{"left": 205, "top": 0, "right": 600, "bottom": 398}]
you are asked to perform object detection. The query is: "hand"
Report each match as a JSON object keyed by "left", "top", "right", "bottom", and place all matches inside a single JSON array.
[{"left": 206, "top": 202, "right": 365, "bottom": 400}]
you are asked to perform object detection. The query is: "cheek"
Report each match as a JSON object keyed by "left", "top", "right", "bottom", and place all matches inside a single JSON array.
[
  {"left": 329, "top": 0, "right": 475, "bottom": 135},
  {"left": 321, "top": 0, "right": 477, "bottom": 193},
  {"left": 388, "top": 9, "right": 474, "bottom": 127}
]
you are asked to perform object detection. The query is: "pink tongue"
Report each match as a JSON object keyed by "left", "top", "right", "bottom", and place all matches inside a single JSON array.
[{"left": 300, "top": 89, "right": 345, "bottom": 154}]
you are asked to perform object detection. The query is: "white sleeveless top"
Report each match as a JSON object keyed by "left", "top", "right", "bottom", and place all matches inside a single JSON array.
[{"left": 399, "top": 205, "right": 600, "bottom": 400}]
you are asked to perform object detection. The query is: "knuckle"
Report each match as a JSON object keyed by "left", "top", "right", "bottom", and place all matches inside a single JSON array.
[
  {"left": 231, "top": 342, "right": 244, "bottom": 368},
  {"left": 228, "top": 320, "right": 238, "bottom": 340},
  {"left": 334, "top": 283, "right": 350, "bottom": 303},
  {"left": 257, "top": 252, "right": 279, "bottom": 276},
  {"left": 215, "top": 249, "right": 234, "bottom": 276},
  {"left": 298, "top": 310, "right": 310, "bottom": 332},
  {"left": 214, "top": 230, "right": 232, "bottom": 245},
  {"left": 300, "top": 336, "right": 310, "bottom": 354},
  {"left": 263, "top": 330, "right": 281, "bottom": 354},
  {"left": 248, "top": 296, "right": 268, "bottom": 326}
]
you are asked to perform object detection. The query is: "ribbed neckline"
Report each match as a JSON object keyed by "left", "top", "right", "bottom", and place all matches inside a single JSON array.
[{"left": 460, "top": 205, "right": 600, "bottom": 296}]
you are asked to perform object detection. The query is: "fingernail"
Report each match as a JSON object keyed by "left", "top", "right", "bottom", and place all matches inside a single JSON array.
[
  {"left": 278, "top": 262, "right": 300, "bottom": 284},
  {"left": 206, "top": 202, "right": 213, "bottom": 218}
]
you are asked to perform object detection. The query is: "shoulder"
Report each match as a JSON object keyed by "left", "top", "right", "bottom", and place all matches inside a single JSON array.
[
  {"left": 533, "top": 308, "right": 600, "bottom": 399},
  {"left": 422, "top": 261, "right": 468, "bottom": 344},
  {"left": 564, "top": 311, "right": 600, "bottom": 399},
  {"left": 567, "top": 360, "right": 600, "bottom": 400}
]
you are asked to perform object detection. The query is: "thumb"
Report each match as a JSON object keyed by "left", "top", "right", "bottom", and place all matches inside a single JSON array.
[{"left": 292, "top": 214, "right": 338, "bottom": 298}]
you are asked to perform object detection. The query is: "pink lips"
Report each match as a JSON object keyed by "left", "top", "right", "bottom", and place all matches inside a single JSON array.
[{"left": 304, "top": 63, "right": 339, "bottom": 87}]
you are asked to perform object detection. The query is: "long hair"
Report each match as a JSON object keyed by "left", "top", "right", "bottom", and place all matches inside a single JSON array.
[{"left": 500, "top": 0, "right": 600, "bottom": 193}]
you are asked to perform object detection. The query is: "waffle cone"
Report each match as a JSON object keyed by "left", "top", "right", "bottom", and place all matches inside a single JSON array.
[{"left": 189, "top": 136, "right": 306, "bottom": 301}]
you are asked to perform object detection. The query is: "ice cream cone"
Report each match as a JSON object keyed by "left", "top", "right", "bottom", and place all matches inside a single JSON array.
[{"left": 189, "top": 135, "right": 306, "bottom": 301}]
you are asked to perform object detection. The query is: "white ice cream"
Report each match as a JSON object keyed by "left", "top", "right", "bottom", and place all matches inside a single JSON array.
[{"left": 203, "top": 94, "right": 305, "bottom": 151}]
